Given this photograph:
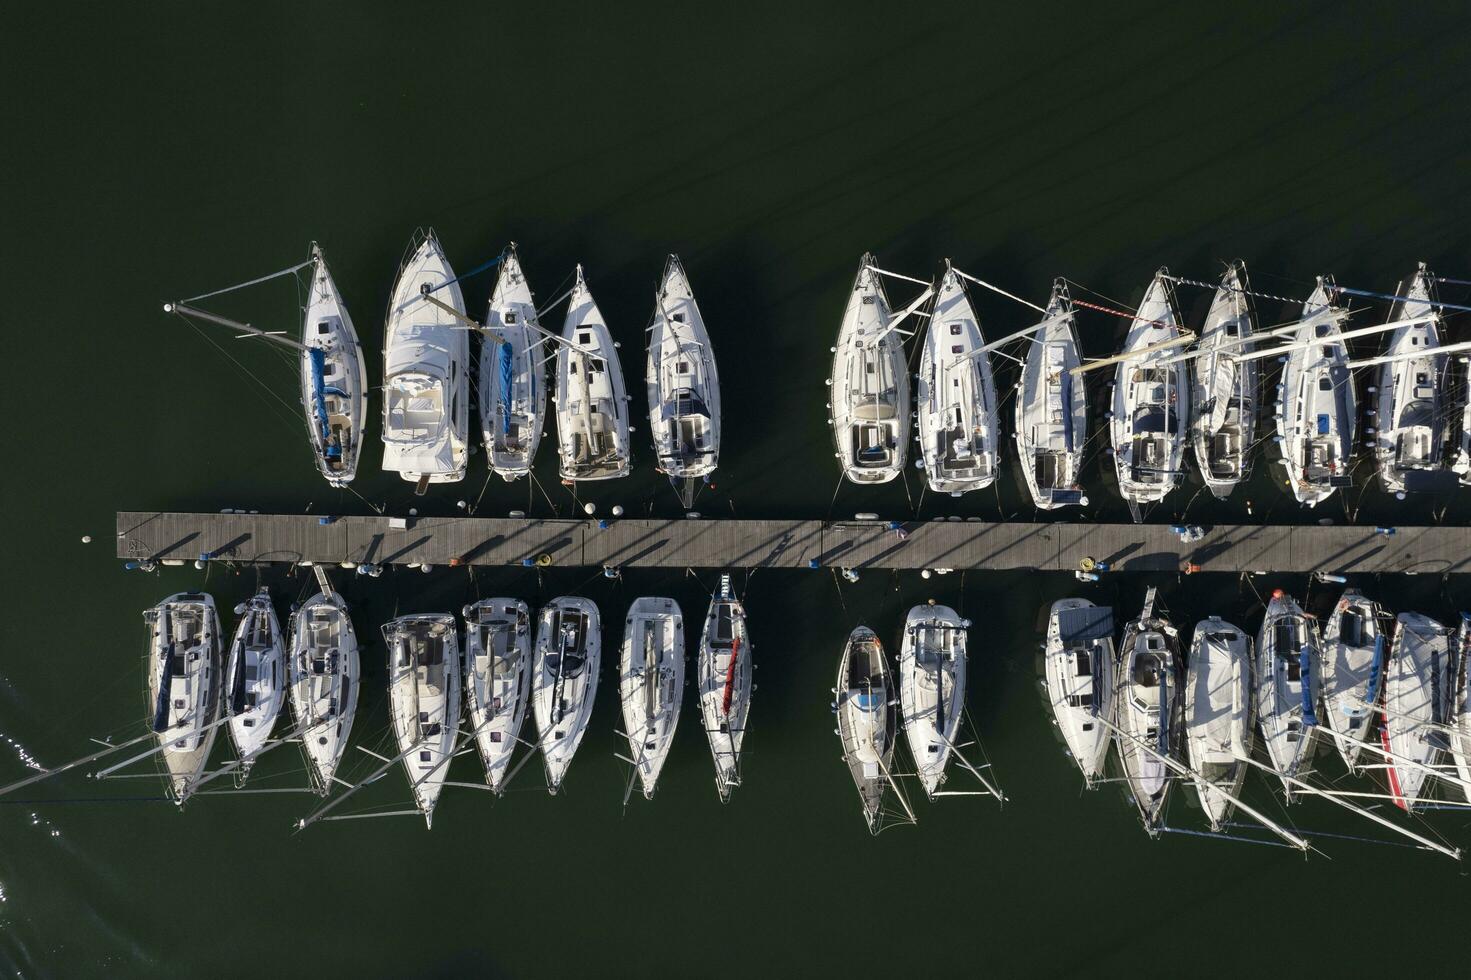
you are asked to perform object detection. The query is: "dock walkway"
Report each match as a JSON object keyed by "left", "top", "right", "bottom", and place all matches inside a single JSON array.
[{"left": 114, "top": 512, "right": 1471, "bottom": 575}]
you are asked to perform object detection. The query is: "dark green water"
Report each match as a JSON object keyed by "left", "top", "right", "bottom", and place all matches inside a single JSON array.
[{"left": 4, "top": 3, "right": 1471, "bottom": 976}]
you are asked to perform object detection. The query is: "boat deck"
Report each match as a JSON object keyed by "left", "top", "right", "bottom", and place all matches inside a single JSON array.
[{"left": 114, "top": 511, "right": 1471, "bottom": 575}]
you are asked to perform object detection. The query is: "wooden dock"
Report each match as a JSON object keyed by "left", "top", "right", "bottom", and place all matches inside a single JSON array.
[{"left": 114, "top": 512, "right": 1471, "bottom": 575}]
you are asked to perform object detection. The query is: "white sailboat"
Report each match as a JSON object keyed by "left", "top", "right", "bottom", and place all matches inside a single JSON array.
[
  {"left": 384, "top": 614, "right": 461, "bottom": 828},
  {"left": 144, "top": 593, "right": 222, "bottom": 804},
  {"left": 898, "top": 604, "right": 968, "bottom": 799},
  {"left": 647, "top": 255, "right": 720, "bottom": 507},
  {"left": 834, "top": 626, "right": 900, "bottom": 834},
  {"left": 1109, "top": 270, "right": 1190, "bottom": 520},
  {"left": 381, "top": 230, "right": 470, "bottom": 489},
  {"left": 829, "top": 254, "right": 913, "bottom": 484},
  {"left": 301, "top": 245, "right": 368, "bottom": 485},
  {"left": 619, "top": 597, "right": 685, "bottom": 799},
  {"left": 1016, "top": 281, "right": 1088, "bottom": 510},
  {"left": 164, "top": 243, "right": 367, "bottom": 486},
  {"left": 1383, "top": 612, "right": 1453, "bottom": 811},
  {"left": 1373, "top": 264, "right": 1449, "bottom": 496},
  {"left": 1451, "top": 614, "right": 1471, "bottom": 803},
  {"left": 480, "top": 245, "right": 547, "bottom": 481},
  {"left": 698, "top": 574, "right": 751, "bottom": 802},
  {"left": 1042, "top": 599, "right": 1114, "bottom": 786},
  {"left": 1274, "top": 277, "right": 1355, "bottom": 507},
  {"left": 288, "top": 590, "right": 359, "bottom": 796},
  {"left": 1183, "top": 617, "right": 1251, "bottom": 832},
  {"left": 1190, "top": 263, "right": 1257, "bottom": 498},
  {"left": 461, "top": 598, "right": 532, "bottom": 794},
  {"left": 1255, "top": 590, "right": 1320, "bottom": 798},
  {"left": 224, "top": 590, "right": 285, "bottom": 781},
  {"left": 1319, "top": 589, "right": 1384, "bottom": 772},
  {"left": 916, "top": 264, "right": 998, "bottom": 495},
  {"left": 1113, "top": 588, "right": 1181, "bottom": 832},
  {"left": 533, "top": 597, "right": 601, "bottom": 793},
  {"left": 555, "top": 267, "right": 631, "bottom": 481}
]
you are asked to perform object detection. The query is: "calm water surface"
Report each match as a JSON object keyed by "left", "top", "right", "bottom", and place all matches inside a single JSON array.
[{"left": 3, "top": 3, "right": 1470, "bottom": 976}]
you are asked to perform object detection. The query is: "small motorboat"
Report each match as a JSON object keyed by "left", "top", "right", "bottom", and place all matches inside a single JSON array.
[
  {"left": 144, "top": 593, "right": 222, "bottom": 804},
  {"left": 1042, "top": 598, "right": 1114, "bottom": 787},
  {"left": 287, "top": 590, "right": 360, "bottom": 796},
  {"left": 1016, "top": 281, "right": 1088, "bottom": 510},
  {"left": 384, "top": 614, "right": 461, "bottom": 828},
  {"left": 698, "top": 574, "right": 752, "bottom": 802},
  {"left": 462, "top": 598, "right": 532, "bottom": 794},
  {"left": 1319, "top": 589, "right": 1385, "bottom": 772},
  {"left": 1373, "top": 264, "right": 1450, "bottom": 496},
  {"left": 381, "top": 230, "right": 470, "bottom": 488},
  {"left": 301, "top": 244, "right": 368, "bottom": 486},
  {"left": 916, "top": 264, "right": 998, "bottom": 496},
  {"left": 1190, "top": 263, "right": 1258, "bottom": 499},
  {"left": 1113, "top": 588, "right": 1182, "bottom": 833},
  {"left": 647, "top": 255, "right": 720, "bottom": 506},
  {"left": 480, "top": 244, "right": 547, "bottom": 481},
  {"left": 533, "top": 597, "right": 602, "bottom": 793},
  {"left": 1183, "top": 617, "right": 1251, "bottom": 832},
  {"left": 829, "top": 254, "right": 911, "bottom": 484},
  {"left": 834, "top": 626, "right": 900, "bottom": 834},
  {"left": 224, "top": 589, "right": 285, "bottom": 782},
  {"left": 1110, "top": 269, "right": 1190, "bottom": 520},
  {"left": 619, "top": 597, "right": 685, "bottom": 799},
  {"left": 554, "top": 266, "right": 631, "bottom": 481},
  {"left": 1384, "top": 612, "right": 1454, "bottom": 811},
  {"left": 1255, "top": 590, "right": 1321, "bottom": 798},
  {"left": 1274, "top": 277, "right": 1355, "bottom": 507},
  {"left": 899, "top": 604, "right": 969, "bottom": 799}
]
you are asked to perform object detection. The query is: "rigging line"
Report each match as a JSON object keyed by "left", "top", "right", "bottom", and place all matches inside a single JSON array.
[
  {"left": 1154, "top": 826, "right": 1300, "bottom": 849},
  {"left": 1163, "top": 275, "right": 1304, "bottom": 308},
  {"left": 469, "top": 469, "right": 495, "bottom": 516},
  {"left": 179, "top": 317, "right": 302, "bottom": 432},
  {"left": 339, "top": 480, "right": 386, "bottom": 515},
  {"left": 181, "top": 259, "right": 314, "bottom": 303},
  {"left": 952, "top": 268, "right": 1047, "bottom": 314},
  {"left": 1335, "top": 284, "right": 1471, "bottom": 316},
  {"left": 528, "top": 471, "right": 559, "bottom": 515},
  {"left": 427, "top": 251, "right": 504, "bottom": 295}
]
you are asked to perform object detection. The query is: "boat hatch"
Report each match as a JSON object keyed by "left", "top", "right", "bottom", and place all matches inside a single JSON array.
[
  {"left": 713, "top": 605, "right": 734, "bottom": 647},
  {"left": 854, "top": 692, "right": 882, "bottom": 711},
  {"left": 1071, "top": 648, "right": 1091, "bottom": 676}
]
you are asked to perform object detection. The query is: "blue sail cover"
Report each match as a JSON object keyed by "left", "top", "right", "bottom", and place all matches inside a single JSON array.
[
  {"left": 308, "top": 348, "right": 346, "bottom": 459},
  {"left": 498, "top": 343, "right": 514, "bottom": 435},
  {"left": 1299, "top": 644, "right": 1319, "bottom": 727}
]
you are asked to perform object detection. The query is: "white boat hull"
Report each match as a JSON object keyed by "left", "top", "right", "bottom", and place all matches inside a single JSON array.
[
  {"left": 462, "top": 598, "right": 532, "bottom": 793},
  {"left": 830, "top": 255, "right": 909, "bottom": 484},
  {"left": 381, "top": 231, "right": 470, "bottom": 484},
  {"left": 481, "top": 246, "right": 547, "bottom": 481},
  {"left": 899, "top": 605, "right": 968, "bottom": 798},
  {"left": 533, "top": 597, "right": 602, "bottom": 792},
  {"left": 287, "top": 592, "right": 359, "bottom": 795},
  {"left": 619, "top": 598, "right": 685, "bottom": 798},
  {"left": 699, "top": 575, "right": 751, "bottom": 802}
]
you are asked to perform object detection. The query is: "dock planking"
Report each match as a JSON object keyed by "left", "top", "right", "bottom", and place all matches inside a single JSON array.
[{"left": 114, "top": 511, "right": 1471, "bottom": 575}]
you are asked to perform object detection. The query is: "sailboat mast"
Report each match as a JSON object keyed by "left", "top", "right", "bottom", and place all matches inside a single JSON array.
[{"left": 165, "top": 302, "right": 306, "bottom": 352}]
